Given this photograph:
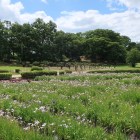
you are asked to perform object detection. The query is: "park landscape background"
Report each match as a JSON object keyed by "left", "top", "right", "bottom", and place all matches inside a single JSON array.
[{"left": 0, "top": 18, "right": 140, "bottom": 140}]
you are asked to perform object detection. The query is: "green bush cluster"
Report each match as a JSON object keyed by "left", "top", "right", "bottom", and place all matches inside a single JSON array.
[
  {"left": 0, "top": 70, "right": 9, "bottom": 73},
  {"left": 55, "top": 70, "right": 72, "bottom": 76},
  {"left": 59, "top": 71, "right": 65, "bottom": 75},
  {"left": 31, "top": 66, "right": 43, "bottom": 71},
  {"left": 21, "top": 71, "right": 57, "bottom": 79},
  {"left": 15, "top": 69, "right": 20, "bottom": 73},
  {"left": 0, "top": 73, "right": 12, "bottom": 80},
  {"left": 65, "top": 70, "right": 72, "bottom": 74}
]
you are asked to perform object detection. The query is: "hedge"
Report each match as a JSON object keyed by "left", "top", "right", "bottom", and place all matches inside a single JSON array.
[
  {"left": 0, "top": 70, "right": 9, "bottom": 73},
  {"left": 59, "top": 71, "right": 65, "bottom": 75},
  {"left": 31, "top": 66, "right": 43, "bottom": 71},
  {"left": 87, "top": 69, "right": 140, "bottom": 73},
  {"left": 0, "top": 73, "right": 12, "bottom": 80},
  {"left": 65, "top": 70, "right": 72, "bottom": 74},
  {"left": 21, "top": 71, "right": 57, "bottom": 79}
]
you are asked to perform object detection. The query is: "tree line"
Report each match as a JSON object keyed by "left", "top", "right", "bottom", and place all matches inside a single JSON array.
[{"left": 0, "top": 18, "right": 140, "bottom": 66}]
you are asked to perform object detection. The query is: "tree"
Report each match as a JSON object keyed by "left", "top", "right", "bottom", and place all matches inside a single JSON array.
[
  {"left": 84, "top": 29, "right": 121, "bottom": 42},
  {"left": 32, "top": 18, "right": 57, "bottom": 62},
  {"left": 126, "top": 48, "right": 140, "bottom": 67},
  {"left": 107, "top": 42, "right": 126, "bottom": 64}
]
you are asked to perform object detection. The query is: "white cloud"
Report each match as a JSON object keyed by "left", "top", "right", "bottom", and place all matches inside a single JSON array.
[
  {"left": 41, "top": 0, "right": 47, "bottom": 4},
  {"left": 56, "top": 10, "right": 140, "bottom": 42},
  {"left": 20, "top": 11, "right": 53, "bottom": 23},
  {"left": 0, "top": 0, "right": 52, "bottom": 23},
  {"left": 105, "top": 0, "right": 140, "bottom": 10},
  {"left": 0, "top": 0, "right": 24, "bottom": 21}
]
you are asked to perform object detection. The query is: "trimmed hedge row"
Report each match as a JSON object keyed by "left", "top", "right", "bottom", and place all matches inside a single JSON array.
[
  {"left": 21, "top": 71, "right": 57, "bottom": 79},
  {"left": 87, "top": 69, "right": 140, "bottom": 73},
  {"left": 0, "top": 73, "right": 12, "bottom": 80},
  {"left": 59, "top": 70, "right": 72, "bottom": 75},
  {"left": 65, "top": 70, "right": 72, "bottom": 74},
  {"left": 31, "top": 66, "right": 43, "bottom": 71},
  {"left": 59, "top": 71, "right": 65, "bottom": 75},
  {"left": 0, "top": 70, "right": 9, "bottom": 73}
]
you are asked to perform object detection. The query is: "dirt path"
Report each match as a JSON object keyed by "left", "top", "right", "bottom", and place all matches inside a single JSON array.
[{"left": 12, "top": 74, "right": 21, "bottom": 78}]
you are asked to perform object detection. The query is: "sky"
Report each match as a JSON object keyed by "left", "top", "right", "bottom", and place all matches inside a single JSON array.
[{"left": 0, "top": 0, "right": 140, "bottom": 42}]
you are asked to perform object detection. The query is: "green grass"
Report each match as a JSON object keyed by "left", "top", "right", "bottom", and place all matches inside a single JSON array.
[
  {"left": 0, "top": 63, "right": 140, "bottom": 74},
  {"left": 114, "top": 64, "right": 140, "bottom": 70},
  {"left": 0, "top": 66, "right": 30, "bottom": 74},
  {"left": 0, "top": 73, "right": 140, "bottom": 139},
  {"left": 0, "top": 117, "right": 53, "bottom": 140}
]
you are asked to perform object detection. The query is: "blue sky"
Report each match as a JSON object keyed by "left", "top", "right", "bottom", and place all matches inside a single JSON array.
[
  {"left": 1, "top": 0, "right": 140, "bottom": 41},
  {"left": 11, "top": 0, "right": 117, "bottom": 18}
]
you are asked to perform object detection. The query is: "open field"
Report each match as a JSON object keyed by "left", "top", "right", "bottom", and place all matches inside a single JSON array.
[{"left": 0, "top": 73, "right": 140, "bottom": 140}]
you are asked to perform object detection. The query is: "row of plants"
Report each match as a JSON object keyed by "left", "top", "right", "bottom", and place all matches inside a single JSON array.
[
  {"left": 0, "top": 69, "right": 12, "bottom": 80},
  {"left": 0, "top": 117, "right": 52, "bottom": 140},
  {"left": 0, "top": 65, "right": 73, "bottom": 80},
  {"left": 22, "top": 61, "right": 119, "bottom": 69},
  {"left": 0, "top": 73, "right": 140, "bottom": 139},
  {"left": 21, "top": 70, "right": 72, "bottom": 79},
  {"left": 87, "top": 69, "right": 140, "bottom": 73}
]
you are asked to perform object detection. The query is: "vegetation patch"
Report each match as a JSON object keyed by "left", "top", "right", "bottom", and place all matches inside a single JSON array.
[
  {"left": 1, "top": 73, "right": 140, "bottom": 139},
  {"left": 31, "top": 66, "right": 43, "bottom": 71},
  {"left": 0, "top": 73, "right": 12, "bottom": 80},
  {"left": 0, "top": 73, "right": 140, "bottom": 139},
  {"left": 65, "top": 70, "right": 72, "bottom": 74},
  {"left": 87, "top": 69, "right": 140, "bottom": 73},
  {"left": 21, "top": 71, "right": 57, "bottom": 79},
  {"left": 0, "top": 70, "right": 9, "bottom": 73}
]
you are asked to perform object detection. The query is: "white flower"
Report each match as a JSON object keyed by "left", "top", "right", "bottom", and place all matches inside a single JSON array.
[
  {"left": 23, "top": 127, "right": 30, "bottom": 131},
  {"left": 42, "top": 123, "right": 46, "bottom": 127},
  {"left": 34, "top": 120, "right": 40, "bottom": 125}
]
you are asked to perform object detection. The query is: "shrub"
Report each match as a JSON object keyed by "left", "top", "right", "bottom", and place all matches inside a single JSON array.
[
  {"left": 34, "top": 76, "right": 52, "bottom": 81},
  {"left": 32, "top": 61, "right": 40, "bottom": 66},
  {"left": 65, "top": 70, "right": 72, "bottom": 74},
  {"left": 21, "top": 71, "right": 57, "bottom": 79},
  {"left": 59, "top": 71, "right": 65, "bottom": 75},
  {"left": 15, "top": 69, "right": 20, "bottom": 73},
  {"left": 25, "top": 61, "right": 30, "bottom": 67},
  {"left": 0, "top": 73, "right": 12, "bottom": 80},
  {"left": 0, "top": 70, "right": 9, "bottom": 73},
  {"left": 126, "top": 48, "right": 140, "bottom": 67},
  {"left": 31, "top": 66, "right": 43, "bottom": 71}
]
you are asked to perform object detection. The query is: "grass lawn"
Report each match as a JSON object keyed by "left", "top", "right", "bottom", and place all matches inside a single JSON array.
[
  {"left": 114, "top": 63, "right": 140, "bottom": 70},
  {"left": 0, "top": 66, "right": 30, "bottom": 73}
]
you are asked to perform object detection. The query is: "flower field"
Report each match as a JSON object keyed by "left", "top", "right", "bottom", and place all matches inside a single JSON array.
[{"left": 0, "top": 73, "right": 140, "bottom": 140}]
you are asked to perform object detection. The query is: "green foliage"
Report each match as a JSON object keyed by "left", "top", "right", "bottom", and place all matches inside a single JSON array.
[
  {"left": 0, "top": 19, "right": 134, "bottom": 64},
  {"left": 0, "top": 117, "right": 52, "bottom": 140},
  {"left": 21, "top": 71, "right": 57, "bottom": 79},
  {"left": 0, "top": 70, "right": 9, "bottom": 73},
  {"left": 87, "top": 69, "right": 140, "bottom": 73},
  {"left": 1, "top": 73, "right": 140, "bottom": 139},
  {"left": 59, "top": 71, "right": 65, "bottom": 75},
  {"left": 31, "top": 66, "right": 43, "bottom": 71},
  {"left": 0, "top": 73, "right": 12, "bottom": 80},
  {"left": 15, "top": 69, "right": 20, "bottom": 73},
  {"left": 126, "top": 48, "right": 140, "bottom": 67},
  {"left": 65, "top": 70, "right": 72, "bottom": 74},
  {"left": 32, "top": 61, "right": 40, "bottom": 66}
]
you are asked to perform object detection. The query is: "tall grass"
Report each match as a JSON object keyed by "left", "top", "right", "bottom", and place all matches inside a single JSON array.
[{"left": 0, "top": 73, "right": 140, "bottom": 139}]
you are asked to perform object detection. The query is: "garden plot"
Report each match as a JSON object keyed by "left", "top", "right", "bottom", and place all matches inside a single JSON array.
[{"left": 0, "top": 73, "right": 140, "bottom": 140}]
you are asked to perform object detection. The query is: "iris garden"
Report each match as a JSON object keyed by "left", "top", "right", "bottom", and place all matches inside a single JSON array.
[{"left": 0, "top": 73, "right": 140, "bottom": 140}]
